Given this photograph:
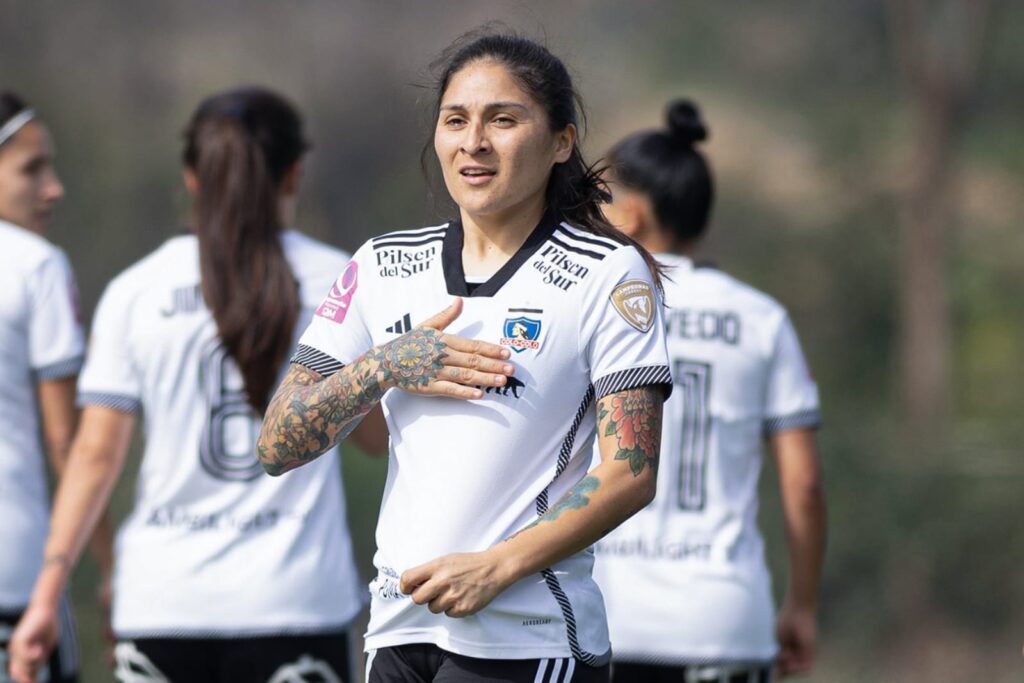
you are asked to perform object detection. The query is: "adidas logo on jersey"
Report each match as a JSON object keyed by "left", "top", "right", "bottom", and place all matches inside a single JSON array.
[{"left": 385, "top": 313, "right": 412, "bottom": 335}]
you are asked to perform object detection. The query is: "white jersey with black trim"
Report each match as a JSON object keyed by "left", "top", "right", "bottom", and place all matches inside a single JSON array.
[
  {"left": 77, "top": 230, "right": 364, "bottom": 637},
  {"left": 295, "top": 211, "right": 672, "bottom": 664},
  {"left": 0, "top": 219, "right": 84, "bottom": 609},
  {"left": 592, "top": 253, "right": 821, "bottom": 664}
]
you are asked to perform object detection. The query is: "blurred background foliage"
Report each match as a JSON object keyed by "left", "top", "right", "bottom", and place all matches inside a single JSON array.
[{"left": 2, "top": 1, "right": 1022, "bottom": 681}]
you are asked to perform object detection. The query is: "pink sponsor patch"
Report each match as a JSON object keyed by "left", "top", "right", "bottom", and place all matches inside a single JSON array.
[{"left": 316, "top": 261, "right": 359, "bottom": 324}]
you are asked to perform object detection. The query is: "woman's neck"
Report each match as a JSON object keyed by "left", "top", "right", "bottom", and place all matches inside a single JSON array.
[
  {"left": 459, "top": 195, "right": 546, "bottom": 276},
  {"left": 640, "top": 223, "right": 697, "bottom": 258}
]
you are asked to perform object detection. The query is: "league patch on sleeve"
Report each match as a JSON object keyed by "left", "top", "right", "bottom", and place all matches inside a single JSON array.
[
  {"left": 610, "top": 279, "right": 655, "bottom": 332},
  {"left": 315, "top": 260, "right": 359, "bottom": 324}
]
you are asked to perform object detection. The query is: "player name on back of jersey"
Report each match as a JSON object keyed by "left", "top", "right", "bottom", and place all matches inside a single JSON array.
[
  {"left": 665, "top": 308, "right": 741, "bottom": 345},
  {"left": 160, "top": 284, "right": 204, "bottom": 317}
]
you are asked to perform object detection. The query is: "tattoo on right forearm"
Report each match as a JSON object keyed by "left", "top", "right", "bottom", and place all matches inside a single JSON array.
[
  {"left": 505, "top": 475, "right": 601, "bottom": 543},
  {"left": 258, "top": 361, "right": 383, "bottom": 475},
  {"left": 257, "top": 328, "right": 449, "bottom": 475}
]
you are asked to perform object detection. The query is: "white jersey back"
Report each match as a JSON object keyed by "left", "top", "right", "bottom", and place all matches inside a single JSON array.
[
  {"left": 297, "top": 213, "right": 672, "bottom": 664},
  {"left": 592, "top": 254, "right": 820, "bottom": 664},
  {"left": 0, "top": 220, "right": 84, "bottom": 609},
  {"left": 78, "top": 231, "right": 364, "bottom": 637}
]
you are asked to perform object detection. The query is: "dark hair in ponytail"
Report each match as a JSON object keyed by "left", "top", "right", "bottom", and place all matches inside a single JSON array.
[
  {"left": 183, "top": 87, "right": 308, "bottom": 412},
  {"left": 608, "top": 99, "right": 714, "bottom": 245},
  {"left": 426, "top": 29, "right": 664, "bottom": 291},
  {"left": 1, "top": 91, "right": 29, "bottom": 128}
]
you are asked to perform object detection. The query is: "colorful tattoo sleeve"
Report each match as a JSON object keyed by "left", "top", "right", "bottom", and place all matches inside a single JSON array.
[{"left": 257, "top": 329, "right": 448, "bottom": 475}]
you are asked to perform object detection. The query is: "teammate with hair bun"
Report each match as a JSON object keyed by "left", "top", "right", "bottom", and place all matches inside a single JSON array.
[
  {"left": 259, "top": 31, "right": 672, "bottom": 682},
  {"left": 593, "top": 100, "right": 827, "bottom": 681},
  {"left": 8, "top": 87, "right": 386, "bottom": 683}
]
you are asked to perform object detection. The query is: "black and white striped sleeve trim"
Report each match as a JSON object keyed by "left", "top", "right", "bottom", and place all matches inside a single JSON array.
[
  {"left": 763, "top": 409, "right": 822, "bottom": 435},
  {"left": 77, "top": 392, "right": 141, "bottom": 414},
  {"left": 593, "top": 365, "right": 673, "bottom": 401},
  {"left": 291, "top": 344, "right": 345, "bottom": 378},
  {"left": 34, "top": 355, "right": 84, "bottom": 381}
]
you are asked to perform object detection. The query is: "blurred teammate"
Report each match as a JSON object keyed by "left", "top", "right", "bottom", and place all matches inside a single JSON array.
[
  {"left": 258, "top": 32, "right": 672, "bottom": 682},
  {"left": 0, "top": 91, "right": 103, "bottom": 683},
  {"left": 593, "top": 100, "right": 827, "bottom": 681},
  {"left": 8, "top": 87, "right": 385, "bottom": 683}
]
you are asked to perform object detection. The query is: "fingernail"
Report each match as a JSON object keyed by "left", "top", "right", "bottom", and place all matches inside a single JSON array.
[
  {"left": 501, "top": 349, "right": 511, "bottom": 358},
  {"left": 495, "top": 375, "right": 506, "bottom": 384},
  {"left": 503, "top": 365, "right": 514, "bottom": 374}
]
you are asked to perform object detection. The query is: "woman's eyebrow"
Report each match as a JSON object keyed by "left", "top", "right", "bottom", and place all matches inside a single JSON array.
[{"left": 439, "top": 101, "right": 531, "bottom": 113}]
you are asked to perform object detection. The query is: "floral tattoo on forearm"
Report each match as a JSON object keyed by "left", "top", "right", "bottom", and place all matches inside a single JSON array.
[
  {"left": 598, "top": 386, "right": 662, "bottom": 477},
  {"left": 503, "top": 387, "right": 662, "bottom": 542},
  {"left": 257, "top": 329, "right": 448, "bottom": 475}
]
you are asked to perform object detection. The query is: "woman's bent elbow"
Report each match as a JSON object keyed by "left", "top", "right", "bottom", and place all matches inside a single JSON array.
[{"left": 256, "top": 442, "right": 285, "bottom": 476}]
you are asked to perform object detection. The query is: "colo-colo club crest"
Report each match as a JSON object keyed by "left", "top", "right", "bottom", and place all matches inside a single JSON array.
[{"left": 501, "top": 316, "right": 542, "bottom": 353}]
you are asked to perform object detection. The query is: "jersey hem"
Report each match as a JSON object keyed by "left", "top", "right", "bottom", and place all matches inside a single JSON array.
[
  {"left": 34, "top": 355, "right": 84, "bottom": 381},
  {"left": 0, "top": 602, "right": 29, "bottom": 616},
  {"left": 114, "top": 619, "right": 356, "bottom": 640},
  {"left": 364, "top": 630, "right": 605, "bottom": 663}
]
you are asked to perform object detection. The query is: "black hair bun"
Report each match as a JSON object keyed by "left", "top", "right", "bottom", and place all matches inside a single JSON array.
[{"left": 666, "top": 99, "right": 707, "bottom": 145}]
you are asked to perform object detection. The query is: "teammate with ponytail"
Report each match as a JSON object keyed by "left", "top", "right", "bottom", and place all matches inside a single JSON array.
[
  {"left": 593, "top": 100, "right": 827, "bottom": 681},
  {"left": 8, "top": 87, "right": 384, "bottom": 683}
]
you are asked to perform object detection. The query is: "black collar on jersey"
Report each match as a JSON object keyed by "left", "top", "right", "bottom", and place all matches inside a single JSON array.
[{"left": 441, "top": 208, "right": 560, "bottom": 297}]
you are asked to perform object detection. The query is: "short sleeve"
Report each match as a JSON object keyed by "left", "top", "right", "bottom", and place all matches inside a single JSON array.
[
  {"left": 293, "top": 244, "right": 372, "bottom": 377},
  {"left": 27, "top": 249, "right": 85, "bottom": 380},
  {"left": 762, "top": 314, "right": 821, "bottom": 434},
  {"left": 582, "top": 247, "right": 672, "bottom": 400},
  {"left": 77, "top": 280, "right": 142, "bottom": 413}
]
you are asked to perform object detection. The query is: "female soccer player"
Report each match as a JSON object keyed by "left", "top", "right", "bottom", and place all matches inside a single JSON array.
[
  {"left": 0, "top": 91, "right": 98, "bottom": 683},
  {"left": 592, "top": 100, "right": 827, "bottom": 682},
  {"left": 258, "top": 32, "right": 673, "bottom": 682},
  {"left": 8, "top": 87, "right": 386, "bottom": 683}
]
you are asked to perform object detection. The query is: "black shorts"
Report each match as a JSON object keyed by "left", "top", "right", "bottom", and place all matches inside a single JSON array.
[
  {"left": 113, "top": 631, "right": 352, "bottom": 683},
  {"left": 610, "top": 661, "right": 773, "bottom": 683},
  {"left": 0, "top": 602, "right": 79, "bottom": 683},
  {"left": 367, "top": 643, "right": 609, "bottom": 682}
]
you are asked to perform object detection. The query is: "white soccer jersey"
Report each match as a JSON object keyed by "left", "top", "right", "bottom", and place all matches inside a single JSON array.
[
  {"left": 78, "top": 231, "right": 364, "bottom": 637},
  {"left": 592, "top": 253, "right": 821, "bottom": 664},
  {"left": 0, "top": 219, "right": 84, "bottom": 609},
  {"left": 295, "top": 212, "right": 672, "bottom": 665}
]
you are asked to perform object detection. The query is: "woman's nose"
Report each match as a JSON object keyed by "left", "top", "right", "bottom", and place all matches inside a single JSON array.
[{"left": 460, "top": 121, "right": 490, "bottom": 155}]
